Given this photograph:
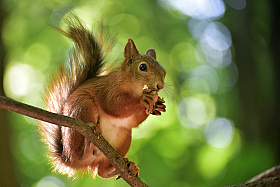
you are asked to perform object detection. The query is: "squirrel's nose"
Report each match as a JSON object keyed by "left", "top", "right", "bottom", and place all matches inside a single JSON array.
[{"left": 156, "top": 82, "right": 165, "bottom": 92}]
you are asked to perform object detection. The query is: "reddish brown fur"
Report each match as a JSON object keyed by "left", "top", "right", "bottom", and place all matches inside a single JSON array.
[{"left": 39, "top": 13, "right": 166, "bottom": 178}]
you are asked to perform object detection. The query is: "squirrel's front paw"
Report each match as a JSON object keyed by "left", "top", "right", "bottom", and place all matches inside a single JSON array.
[
  {"left": 151, "top": 96, "right": 166, "bottom": 116},
  {"left": 142, "top": 90, "right": 158, "bottom": 115}
]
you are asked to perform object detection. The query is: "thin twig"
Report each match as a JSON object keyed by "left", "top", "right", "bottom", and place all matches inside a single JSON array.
[{"left": 0, "top": 95, "right": 148, "bottom": 187}]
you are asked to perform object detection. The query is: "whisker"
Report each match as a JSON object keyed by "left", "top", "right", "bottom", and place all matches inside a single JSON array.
[{"left": 160, "top": 82, "right": 176, "bottom": 99}]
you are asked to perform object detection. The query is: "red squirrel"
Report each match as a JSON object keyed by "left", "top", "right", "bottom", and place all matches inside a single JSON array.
[{"left": 39, "top": 13, "right": 166, "bottom": 178}]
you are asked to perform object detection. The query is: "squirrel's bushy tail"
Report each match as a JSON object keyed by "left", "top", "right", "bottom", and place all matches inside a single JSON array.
[
  {"left": 39, "top": 13, "right": 114, "bottom": 174},
  {"left": 46, "top": 13, "right": 113, "bottom": 114}
]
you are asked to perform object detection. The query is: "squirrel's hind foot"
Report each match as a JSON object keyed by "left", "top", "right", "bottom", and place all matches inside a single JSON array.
[
  {"left": 123, "top": 158, "right": 139, "bottom": 177},
  {"left": 116, "top": 158, "right": 139, "bottom": 180}
]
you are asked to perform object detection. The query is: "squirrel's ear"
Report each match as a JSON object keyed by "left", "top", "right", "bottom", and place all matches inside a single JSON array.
[
  {"left": 124, "top": 38, "right": 139, "bottom": 59},
  {"left": 146, "top": 48, "right": 156, "bottom": 60}
]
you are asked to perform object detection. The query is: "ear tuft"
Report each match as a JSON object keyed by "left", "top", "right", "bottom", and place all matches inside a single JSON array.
[
  {"left": 124, "top": 38, "right": 139, "bottom": 59},
  {"left": 146, "top": 48, "right": 156, "bottom": 60}
]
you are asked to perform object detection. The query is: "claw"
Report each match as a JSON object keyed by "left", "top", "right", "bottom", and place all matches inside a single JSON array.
[
  {"left": 116, "top": 175, "right": 121, "bottom": 180},
  {"left": 143, "top": 90, "right": 158, "bottom": 115},
  {"left": 151, "top": 110, "right": 161, "bottom": 115},
  {"left": 151, "top": 96, "right": 166, "bottom": 115},
  {"left": 142, "top": 90, "right": 166, "bottom": 115}
]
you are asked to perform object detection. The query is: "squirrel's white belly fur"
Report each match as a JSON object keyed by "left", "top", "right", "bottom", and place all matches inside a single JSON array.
[{"left": 99, "top": 113, "right": 134, "bottom": 148}]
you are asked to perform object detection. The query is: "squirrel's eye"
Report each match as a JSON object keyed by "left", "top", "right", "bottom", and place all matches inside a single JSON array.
[{"left": 139, "top": 63, "right": 147, "bottom": 72}]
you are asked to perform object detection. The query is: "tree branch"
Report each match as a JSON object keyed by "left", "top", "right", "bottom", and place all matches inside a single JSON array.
[
  {"left": 0, "top": 95, "right": 148, "bottom": 187},
  {"left": 247, "top": 165, "right": 280, "bottom": 183},
  {"left": 225, "top": 165, "right": 280, "bottom": 187},
  {"left": 225, "top": 176, "right": 280, "bottom": 187}
]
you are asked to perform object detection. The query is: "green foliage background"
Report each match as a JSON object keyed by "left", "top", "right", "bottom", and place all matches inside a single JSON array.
[{"left": 1, "top": 0, "right": 279, "bottom": 187}]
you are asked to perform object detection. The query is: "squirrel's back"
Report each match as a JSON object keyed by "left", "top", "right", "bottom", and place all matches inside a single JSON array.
[{"left": 39, "top": 13, "right": 113, "bottom": 174}]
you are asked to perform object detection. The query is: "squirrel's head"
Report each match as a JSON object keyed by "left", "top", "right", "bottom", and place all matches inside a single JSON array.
[{"left": 121, "top": 39, "right": 166, "bottom": 95}]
